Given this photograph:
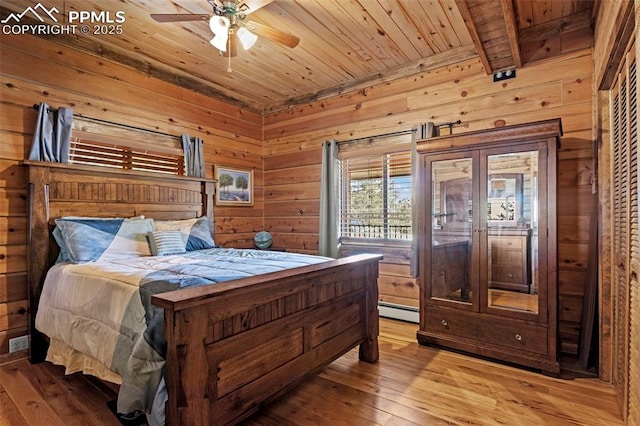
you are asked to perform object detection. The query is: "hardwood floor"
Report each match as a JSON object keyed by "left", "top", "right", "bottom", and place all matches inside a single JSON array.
[{"left": 0, "top": 318, "right": 623, "bottom": 426}]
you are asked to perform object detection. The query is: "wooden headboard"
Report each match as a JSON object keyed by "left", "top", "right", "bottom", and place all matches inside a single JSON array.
[{"left": 22, "top": 160, "right": 216, "bottom": 361}]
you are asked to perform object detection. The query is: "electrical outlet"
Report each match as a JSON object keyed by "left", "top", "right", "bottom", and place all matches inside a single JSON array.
[{"left": 9, "top": 335, "right": 29, "bottom": 353}]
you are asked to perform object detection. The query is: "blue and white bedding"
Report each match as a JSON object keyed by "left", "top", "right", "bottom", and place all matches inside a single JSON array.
[
  {"left": 35, "top": 248, "right": 330, "bottom": 420},
  {"left": 53, "top": 216, "right": 217, "bottom": 263}
]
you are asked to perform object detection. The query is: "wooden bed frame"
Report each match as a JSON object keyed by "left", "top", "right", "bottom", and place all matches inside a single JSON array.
[{"left": 24, "top": 160, "right": 382, "bottom": 425}]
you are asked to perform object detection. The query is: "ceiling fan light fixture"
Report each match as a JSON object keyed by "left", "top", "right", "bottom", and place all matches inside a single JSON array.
[
  {"left": 210, "top": 34, "right": 228, "bottom": 52},
  {"left": 237, "top": 27, "right": 257, "bottom": 50},
  {"left": 209, "top": 15, "right": 230, "bottom": 51}
]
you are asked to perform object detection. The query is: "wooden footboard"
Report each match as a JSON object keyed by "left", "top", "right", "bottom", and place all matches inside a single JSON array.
[{"left": 152, "top": 253, "right": 381, "bottom": 425}]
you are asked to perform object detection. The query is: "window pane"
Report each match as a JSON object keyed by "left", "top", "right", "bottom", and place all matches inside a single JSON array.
[
  {"left": 348, "top": 176, "right": 384, "bottom": 238},
  {"left": 340, "top": 151, "right": 412, "bottom": 240},
  {"left": 388, "top": 174, "right": 412, "bottom": 239}
]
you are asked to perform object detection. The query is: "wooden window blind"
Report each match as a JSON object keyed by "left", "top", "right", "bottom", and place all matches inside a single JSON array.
[
  {"left": 68, "top": 135, "right": 185, "bottom": 176},
  {"left": 339, "top": 151, "right": 412, "bottom": 241}
]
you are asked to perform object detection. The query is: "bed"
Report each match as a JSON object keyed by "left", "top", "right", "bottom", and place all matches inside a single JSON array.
[{"left": 24, "top": 160, "right": 382, "bottom": 425}]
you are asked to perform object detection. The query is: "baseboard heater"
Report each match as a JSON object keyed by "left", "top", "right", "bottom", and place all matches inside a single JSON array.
[{"left": 378, "top": 301, "right": 419, "bottom": 323}]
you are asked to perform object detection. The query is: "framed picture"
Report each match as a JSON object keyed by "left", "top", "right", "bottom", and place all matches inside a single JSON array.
[{"left": 215, "top": 165, "right": 254, "bottom": 206}]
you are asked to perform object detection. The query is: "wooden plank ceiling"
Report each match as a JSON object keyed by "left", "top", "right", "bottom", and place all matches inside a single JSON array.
[{"left": 0, "top": 0, "right": 594, "bottom": 113}]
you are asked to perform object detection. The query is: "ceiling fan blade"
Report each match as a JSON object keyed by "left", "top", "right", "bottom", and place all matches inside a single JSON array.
[
  {"left": 238, "top": 0, "right": 275, "bottom": 14},
  {"left": 244, "top": 20, "right": 300, "bottom": 48},
  {"left": 151, "top": 14, "right": 209, "bottom": 23}
]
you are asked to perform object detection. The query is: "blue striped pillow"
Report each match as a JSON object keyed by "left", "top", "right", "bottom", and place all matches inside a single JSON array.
[
  {"left": 153, "top": 216, "right": 215, "bottom": 251},
  {"left": 148, "top": 231, "right": 187, "bottom": 256}
]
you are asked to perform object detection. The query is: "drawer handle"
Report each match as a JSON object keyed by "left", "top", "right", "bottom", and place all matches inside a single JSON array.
[
  {"left": 514, "top": 334, "right": 522, "bottom": 341},
  {"left": 441, "top": 319, "right": 449, "bottom": 328},
  {"left": 508, "top": 273, "right": 513, "bottom": 278}
]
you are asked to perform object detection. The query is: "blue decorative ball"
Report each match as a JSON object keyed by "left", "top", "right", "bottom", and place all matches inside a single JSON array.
[{"left": 254, "top": 231, "right": 273, "bottom": 249}]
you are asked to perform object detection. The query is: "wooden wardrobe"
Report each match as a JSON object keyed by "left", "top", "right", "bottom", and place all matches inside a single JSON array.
[{"left": 416, "top": 119, "right": 561, "bottom": 375}]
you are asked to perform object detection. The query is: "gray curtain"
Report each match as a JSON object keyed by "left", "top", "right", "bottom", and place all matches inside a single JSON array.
[
  {"left": 28, "top": 102, "right": 73, "bottom": 162},
  {"left": 318, "top": 140, "right": 340, "bottom": 258},
  {"left": 181, "top": 134, "right": 205, "bottom": 177},
  {"left": 410, "top": 123, "right": 439, "bottom": 277}
]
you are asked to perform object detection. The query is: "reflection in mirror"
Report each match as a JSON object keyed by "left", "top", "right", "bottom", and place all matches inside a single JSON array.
[
  {"left": 487, "top": 151, "right": 539, "bottom": 314},
  {"left": 488, "top": 174, "right": 523, "bottom": 224},
  {"left": 431, "top": 157, "right": 473, "bottom": 305}
]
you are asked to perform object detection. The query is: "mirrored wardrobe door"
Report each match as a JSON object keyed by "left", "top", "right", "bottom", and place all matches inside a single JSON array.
[
  {"left": 485, "top": 150, "right": 540, "bottom": 315},
  {"left": 429, "top": 156, "right": 474, "bottom": 305}
]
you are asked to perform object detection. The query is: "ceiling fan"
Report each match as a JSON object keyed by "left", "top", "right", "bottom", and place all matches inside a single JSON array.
[{"left": 150, "top": 0, "right": 300, "bottom": 58}]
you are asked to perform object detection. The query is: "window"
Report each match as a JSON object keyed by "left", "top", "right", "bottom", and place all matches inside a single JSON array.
[
  {"left": 69, "top": 138, "right": 185, "bottom": 175},
  {"left": 339, "top": 151, "right": 412, "bottom": 241},
  {"left": 66, "top": 117, "right": 187, "bottom": 176}
]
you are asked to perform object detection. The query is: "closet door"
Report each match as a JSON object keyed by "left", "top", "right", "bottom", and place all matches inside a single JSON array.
[{"left": 610, "top": 44, "right": 638, "bottom": 423}]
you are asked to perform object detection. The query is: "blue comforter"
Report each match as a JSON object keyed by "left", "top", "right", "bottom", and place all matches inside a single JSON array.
[{"left": 35, "top": 248, "right": 330, "bottom": 417}]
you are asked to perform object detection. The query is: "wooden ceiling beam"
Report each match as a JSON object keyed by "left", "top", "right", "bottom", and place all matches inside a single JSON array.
[
  {"left": 263, "top": 46, "right": 478, "bottom": 113},
  {"left": 454, "top": 0, "right": 493, "bottom": 75},
  {"left": 499, "top": 0, "right": 522, "bottom": 69}
]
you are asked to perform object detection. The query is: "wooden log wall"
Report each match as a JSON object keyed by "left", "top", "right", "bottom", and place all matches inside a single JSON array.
[
  {"left": 263, "top": 48, "right": 595, "bottom": 356},
  {"left": 0, "top": 23, "right": 613, "bottom": 381},
  {"left": 557, "top": 137, "right": 595, "bottom": 355},
  {"left": 0, "top": 34, "right": 263, "bottom": 357}
]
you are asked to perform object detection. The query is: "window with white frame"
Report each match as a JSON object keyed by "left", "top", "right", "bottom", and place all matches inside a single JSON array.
[{"left": 339, "top": 150, "right": 412, "bottom": 242}]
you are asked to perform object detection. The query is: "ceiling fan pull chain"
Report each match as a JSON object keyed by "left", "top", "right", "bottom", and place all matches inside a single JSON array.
[{"left": 227, "top": 37, "right": 232, "bottom": 73}]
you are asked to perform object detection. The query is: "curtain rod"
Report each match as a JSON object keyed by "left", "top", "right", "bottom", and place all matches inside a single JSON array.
[
  {"left": 335, "top": 120, "right": 462, "bottom": 145},
  {"left": 336, "top": 128, "right": 416, "bottom": 144},
  {"left": 32, "top": 104, "right": 181, "bottom": 140}
]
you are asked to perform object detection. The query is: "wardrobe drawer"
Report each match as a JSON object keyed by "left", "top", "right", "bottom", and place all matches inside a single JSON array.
[
  {"left": 481, "top": 318, "right": 548, "bottom": 355},
  {"left": 424, "top": 307, "right": 547, "bottom": 355},
  {"left": 424, "top": 308, "right": 479, "bottom": 341}
]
